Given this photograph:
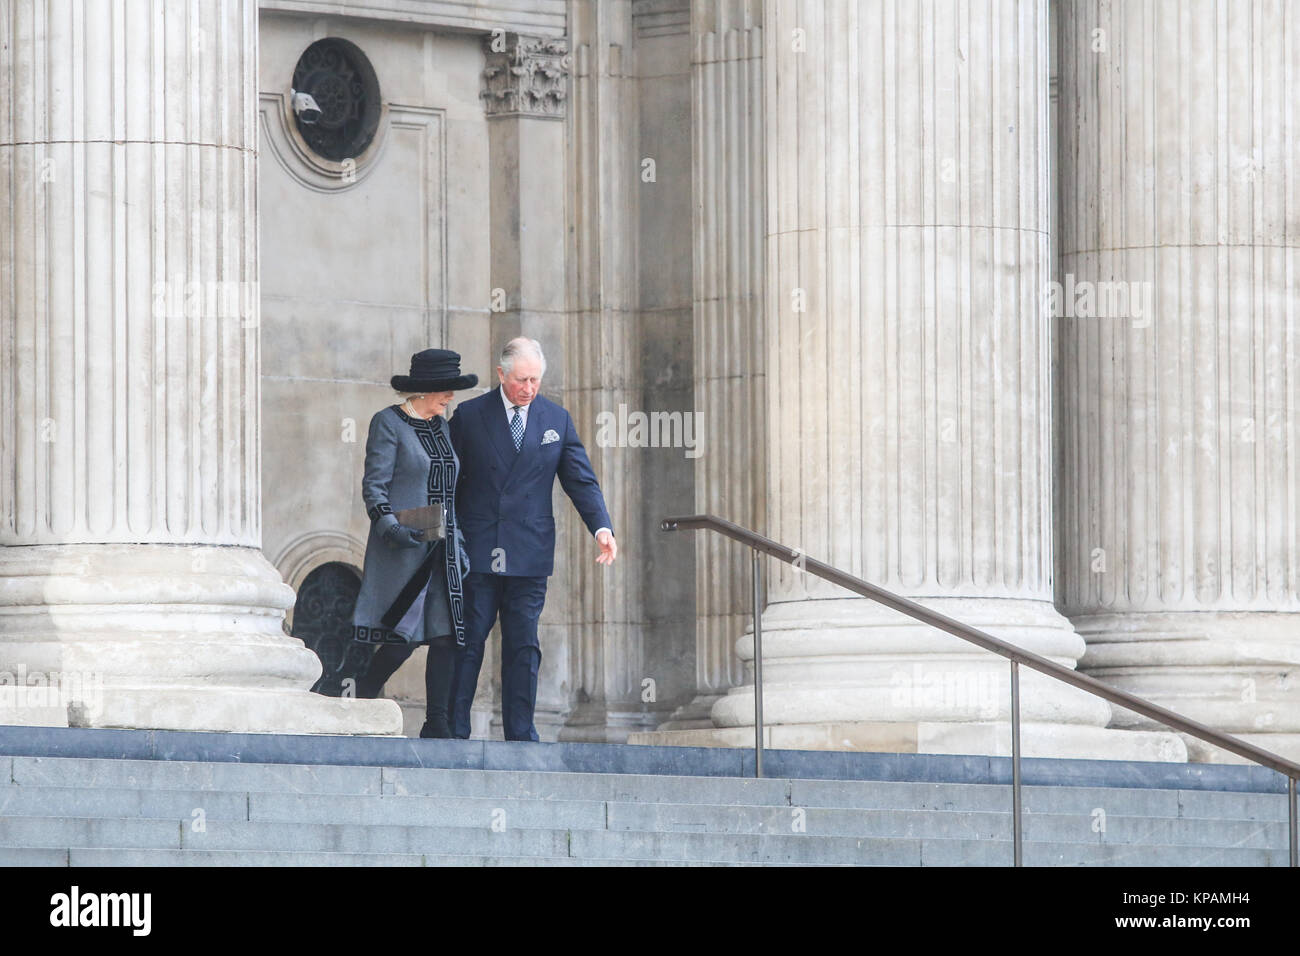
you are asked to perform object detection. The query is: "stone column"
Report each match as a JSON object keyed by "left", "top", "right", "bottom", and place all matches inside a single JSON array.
[
  {"left": 701, "top": 0, "right": 1183, "bottom": 760},
  {"left": 0, "top": 0, "right": 399, "bottom": 734},
  {"left": 658, "top": 0, "right": 765, "bottom": 730},
  {"left": 479, "top": 30, "right": 577, "bottom": 739},
  {"left": 481, "top": 29, "right": 570, "bottom": 371},
  {"left": 1057, "top": 1, "right": 1300, "bottom": 761},
  {"left": 558, "top": 0, "right": 652, "bottom": 742}
]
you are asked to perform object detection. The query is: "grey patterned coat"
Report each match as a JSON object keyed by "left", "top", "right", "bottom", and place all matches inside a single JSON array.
[{"left": 351, "top": 405, "right": 469, "bottom": 646}]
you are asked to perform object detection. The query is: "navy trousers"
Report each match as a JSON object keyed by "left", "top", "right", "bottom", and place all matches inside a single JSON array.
[{"left": 450, "top": 571, "right": 549, "bottom": 741}]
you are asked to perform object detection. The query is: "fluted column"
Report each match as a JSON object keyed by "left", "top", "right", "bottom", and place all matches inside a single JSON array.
[
  {"left": 656, "top": 0, "right": 764, "bottom": 730},
  {"left": 479, "top": 30, "right": 575, "bottom": 739},
  {"left": 1058, "top": 1, "right": 1300, "bottom": 761},
  {"left": 0, "top": 0, "right": 399, "bottom": 733},
  {"left": 558, "top": 0, "right": 648, "bottom": 741},
  {"left": 704, "top": 0, "right": 1183, "bottom": 760}
]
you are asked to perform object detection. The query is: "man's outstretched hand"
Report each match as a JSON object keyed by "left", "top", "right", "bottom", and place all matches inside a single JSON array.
[{"left": 595, "top": 529, "right": 618, "bottom": 565}]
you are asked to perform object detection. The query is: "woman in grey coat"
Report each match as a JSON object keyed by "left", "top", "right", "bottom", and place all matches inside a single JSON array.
[{"left": 351, "top": 348, "right": 477, "bottom": 738}]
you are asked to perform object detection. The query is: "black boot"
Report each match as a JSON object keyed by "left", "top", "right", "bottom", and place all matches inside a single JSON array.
[
  {"left": 419, "top": 714, "right": 453, "bottom": 738},
  {"left": 355, "top": 642, "right": 416, "bottom": 698},
  {"left": 420, "top": 635, "right": 456, "bottom": 739}
]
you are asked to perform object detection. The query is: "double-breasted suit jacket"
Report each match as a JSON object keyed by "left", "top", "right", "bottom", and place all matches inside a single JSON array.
[{"left": 449, "top": 388, "right": 611, "bottom": 576}]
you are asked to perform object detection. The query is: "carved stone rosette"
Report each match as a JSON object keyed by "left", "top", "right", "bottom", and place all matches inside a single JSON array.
[{"left": 480, "top": 33, "right": 569, "bottom": 119}]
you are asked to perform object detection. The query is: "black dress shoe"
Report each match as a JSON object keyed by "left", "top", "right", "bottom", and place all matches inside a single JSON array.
[{"left": 419, "top": 718, "right": 453, "bottom": 739}]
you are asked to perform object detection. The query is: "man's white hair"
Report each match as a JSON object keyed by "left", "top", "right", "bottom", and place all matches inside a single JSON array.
[{"left": 500, "top": 337, "right": 547, "bottom": 377}]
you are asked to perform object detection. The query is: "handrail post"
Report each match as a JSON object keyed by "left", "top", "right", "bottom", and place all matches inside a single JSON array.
[
  {"left": 752, "top": 548, "right": 764, "bottom": 779},
  {"left": 1011, "top": 660, "right": 1023, "bottom": 867},
  {"left": 1290, "top": 776, "right": 1297, "bottom": 867}
]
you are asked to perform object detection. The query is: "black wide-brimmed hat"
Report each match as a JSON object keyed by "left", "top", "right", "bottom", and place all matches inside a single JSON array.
[{"left": 391, "top": 349, "right": 478, "bottom": 392}]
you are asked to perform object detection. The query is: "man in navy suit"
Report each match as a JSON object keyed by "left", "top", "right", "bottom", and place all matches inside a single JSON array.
[{"left": 448, "top": 337, "right": 617, "bottom": 741}]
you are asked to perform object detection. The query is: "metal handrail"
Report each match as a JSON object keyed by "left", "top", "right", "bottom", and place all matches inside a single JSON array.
[{"left": 662, "top": 513, "right": 1300, "bottom": 867}]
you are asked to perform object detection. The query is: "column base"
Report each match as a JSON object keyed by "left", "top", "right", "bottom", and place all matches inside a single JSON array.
[
  {"left": 655, "top": 692, "right": 725, "bottom": 731},
  {"left": 0, "top": 544, "right": 402, "bottom": 735},
  {"left": 485, "top": 708, "right": 570, "bottom": 742},
  {"left": 559, "top": 701, "right": 666, "bottom": 743},
  {"left": 689, "top": 595, "right": 1187, "bottom": 761},
  {"left": 1179, "top": 732, "right": 1300, "bottom": 765},
  {"left": 67, "top": 687, "right": 401, "bottom": 736},
  {"left": 1077, "top": 610, "right": 1300, "bottom": 764}
]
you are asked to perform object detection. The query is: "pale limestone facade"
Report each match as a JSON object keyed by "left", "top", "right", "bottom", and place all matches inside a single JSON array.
[{"left": 2, "top": 0, "right": 1297, "bottom": 763}]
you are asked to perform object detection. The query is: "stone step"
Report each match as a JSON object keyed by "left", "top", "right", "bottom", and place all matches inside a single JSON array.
[
  {"left": 566, "top": 829, "right": 1286, "bottom": 866},
  {"left": 0, "top": 784, "right": 597, "bottom": 830},
  {"left": 0, "top": 815, "right": 569, "bottom": 856},
  {"left": 389, "top": 768, "right": 1290, "bottom": 822},
  {"left": 1, "top": 738, "right": 1292, "bottom": 866},
  {"left": 789, "top": 777, "right": 1291, "bottom": 821},
  {"left": 0, "top": 809, "right": 1285, "bottom": 867},
  {"left": 7, "top": 754, "right": 1292, "bottom": 821},
  {"left": 8, "top": 755, "right": 384, "bottom": 797},
  {"left": 0, "top": 816, "right": 182, "bottom": 851},
  {"left": 0, "top": 846, "right": 70, "bottom": 866},
  {"left": 3, "top": 728, "right": 1287, "bottom": 796},
  {"left": 380, "top": 765, "right": 791, "bottom": 805},
  {"left": 919, "top": 840, "right": 1287, "bottom": 867},
  {"left": 604, "top": 802, "right": 1287, "bottom": 849},
  {"left": 0, "top": 833, "right": 1285, "bottom": 867},
  {"left": 65, "top": 848, "right": 766, "bottom": 867},
  {"left": 172, "top": 819, "right": 922, "bottom": 864},
  {"left": 0, "top": 846, "right": 777, "bottom": 867},
  {"left": 0, "top": 780, "right": 1287, "bottom": 850},
  {"left": 9, "top": 754, "right": 788, "bottom": 803},
  {"left": 0, "top": 782, "right": 251, "bottom": 822}
]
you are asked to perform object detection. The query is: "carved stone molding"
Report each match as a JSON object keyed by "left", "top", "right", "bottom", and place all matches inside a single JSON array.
[
  {"left": 272, "top": 529, "right": 367, "bottom": 630},
  {"left": 259, "top": 91, "right": 390, "bottom": 193},
  {"left": 480, "top": 33, "right": 570, "bottom": 119}
]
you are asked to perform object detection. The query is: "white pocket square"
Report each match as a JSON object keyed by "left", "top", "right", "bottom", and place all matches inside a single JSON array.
[{"left": 540, "top": 429, "right": 560, "bottom": 445}]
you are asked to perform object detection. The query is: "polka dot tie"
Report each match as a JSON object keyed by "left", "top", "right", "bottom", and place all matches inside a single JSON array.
[{"left": 510, "top": 405, "right": 524, "bottom": 450}]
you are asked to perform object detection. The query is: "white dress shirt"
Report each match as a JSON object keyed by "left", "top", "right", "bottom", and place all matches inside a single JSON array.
[
  {"left": 500, "top": 385, "right": 530, "bottom": 434},
  {"left": 500, "top": 387, "right": 610, "bottom": 542}
]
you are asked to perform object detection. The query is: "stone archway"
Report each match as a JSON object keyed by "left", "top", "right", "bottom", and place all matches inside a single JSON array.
[{"left": 290, "top": 562, "right": 375, "bottom": 697}]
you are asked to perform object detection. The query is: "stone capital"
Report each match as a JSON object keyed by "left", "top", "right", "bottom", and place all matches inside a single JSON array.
[{"left": 480, "top": 32, "right": 570, "bottom": 119}]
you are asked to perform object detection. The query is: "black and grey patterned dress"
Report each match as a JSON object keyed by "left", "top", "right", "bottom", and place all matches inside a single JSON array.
[{"left": 351, "top": 405, "right": 468, "bottom": 647}]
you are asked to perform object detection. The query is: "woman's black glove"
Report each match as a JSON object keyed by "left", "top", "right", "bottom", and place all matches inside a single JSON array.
[{"left": 382, "top": 522, "right": 425, "bottom": 549}]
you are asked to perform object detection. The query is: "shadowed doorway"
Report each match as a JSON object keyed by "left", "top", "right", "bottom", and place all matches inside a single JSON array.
[{"left": 291, "top": 562, "right": 376, "bottom": 697}]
